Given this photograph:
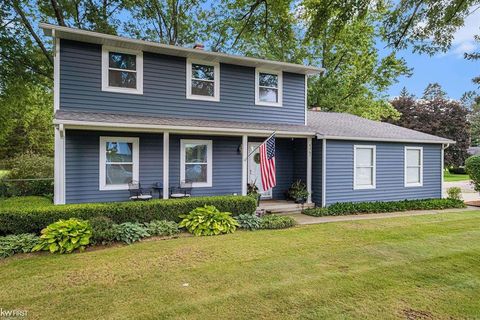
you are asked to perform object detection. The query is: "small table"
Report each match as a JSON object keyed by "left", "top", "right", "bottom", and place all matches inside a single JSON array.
[{"left": 151, "top": 183, "right": 163, "bottom": 199}]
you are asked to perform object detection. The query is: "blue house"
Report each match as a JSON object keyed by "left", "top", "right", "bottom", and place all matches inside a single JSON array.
[{"left": 41, "top": 24, "right": 454, "bottom": 206}]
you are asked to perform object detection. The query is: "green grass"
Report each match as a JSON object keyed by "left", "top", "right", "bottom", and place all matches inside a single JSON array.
[
  {"left": 0, "top": 196, "right": 52, "bottom": 210},
  {"left": 1, "top": 212, "right": 480, "bottom": 319},
  {"left": 444, "top": 170, "right": 470, "bottom": 182}
]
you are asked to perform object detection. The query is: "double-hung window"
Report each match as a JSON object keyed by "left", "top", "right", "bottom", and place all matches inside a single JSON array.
[
  {"left": 99, "top": 137, "right": 139, "bottom": 190},
  {"left": 255, "top": 69, "right": 282, "bottom": 106},
  {"left": 405, "top": 147, "right": 423, "bottom": 187},
  {"left": 186, "top": 59, "right": 220, "bottom": 101},
  {"left": 354, "top": 145, "right": 376, "bottom": 189},
  {"left": 102, "top": 46, "right": 143, "bottom": 94},
  {"left": 180, "top": 140, "right": 212, "bottom": 187}
]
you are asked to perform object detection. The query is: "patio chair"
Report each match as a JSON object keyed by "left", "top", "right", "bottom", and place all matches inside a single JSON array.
[
  {"left": 128, "top": 181, "right": 153, "bottom": 201},
  {"left": 170, "top": 179, "right": 193, "bottom": 198}
]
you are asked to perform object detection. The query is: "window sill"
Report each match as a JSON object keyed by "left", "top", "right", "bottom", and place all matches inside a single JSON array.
[
  {"left": 100, "top": 184, "right": 130, "bottom": 191},
  {"left": 186, "top": 94, "right": 219, "bottom": 102},
  {"left": 255, "top": 101, "right": 282, "bottom": 107},
  {"left": 182, "top": 182, "right": 212, "bottom": 188},
  {"left": 353, "top": 185, "right": 376, "bottom": 190},
  {"left": 405, "top": 183, "right": 423, "bottom": 188},
  {"left": 102, "top": 86, "right": 143, "bottom": 95}
]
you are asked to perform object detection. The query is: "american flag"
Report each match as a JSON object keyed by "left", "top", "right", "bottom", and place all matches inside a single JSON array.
[{"left": 259, "top": 133, "right": 276, "bottom": 191}]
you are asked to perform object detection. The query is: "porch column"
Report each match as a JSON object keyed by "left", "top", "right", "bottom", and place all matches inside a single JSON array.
[
  {"left": 241, "top": 135, "right": 248, "bottom": 196},
  {"left": 54, "top": 124, "right": 65, "bottom": 205},
  {"left": 163, "top": 132, "right": 169, "bottom": 199},
  {"left": 307, "top": 137, "right": 312, "bottom": 204}
]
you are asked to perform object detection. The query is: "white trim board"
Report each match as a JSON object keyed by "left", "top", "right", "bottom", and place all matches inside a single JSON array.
[
  {"left": 41, "top": 23, "right": 323, "bottom": 75},
  {"left": 316, "top": 134, "right": 454, "bottom": 145}
]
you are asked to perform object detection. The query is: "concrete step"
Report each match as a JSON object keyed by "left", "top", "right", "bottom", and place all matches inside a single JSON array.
[{"left": 258, "top": 201, "right": 314, "bottom": 214}]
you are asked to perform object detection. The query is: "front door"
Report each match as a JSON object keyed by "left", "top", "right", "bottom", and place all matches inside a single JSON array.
[{"left": 248, "top": 142, "right": 273, "bottom": 199}]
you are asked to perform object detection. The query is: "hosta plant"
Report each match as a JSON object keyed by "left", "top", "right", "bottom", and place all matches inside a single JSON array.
[
  {"left": 145, "top": 220, "right": 179, "bottom": 237},
  {"left": 113, "top": 222, "right": 150, "bottom": 244},
  {"left": 179, "top": 205, "right": 239, "bottom": 236},
  {"left": 0, "top": 233, "right": 40, "bottom": 258},
  {"left": 236, "top": 214, "right": 261, "bottom": 230},
  {"left": 33, "top": 219, "right": 92, "bottom": 254}
]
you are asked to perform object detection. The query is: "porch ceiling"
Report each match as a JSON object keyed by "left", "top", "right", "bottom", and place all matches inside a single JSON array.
[{"left": 54, "top": 110, "right": 317, "bottom": 138}]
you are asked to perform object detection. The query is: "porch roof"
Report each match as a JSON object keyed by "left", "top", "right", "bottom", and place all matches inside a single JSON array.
[{"left": 54, "top": 110, "right": 317, "bottom": 137}]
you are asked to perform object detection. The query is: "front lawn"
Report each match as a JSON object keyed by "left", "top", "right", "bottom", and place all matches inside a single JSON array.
[
  {"left": 444, "top": 170, "right": 470, "bottom": 182},
  {"left": 1, "top": 211, "right": 479, "bottom": 319}
]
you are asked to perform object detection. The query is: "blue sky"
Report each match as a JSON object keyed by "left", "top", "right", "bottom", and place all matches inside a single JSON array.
[{"left": 386, "top": 9, "right": 479, "bottom": 99}]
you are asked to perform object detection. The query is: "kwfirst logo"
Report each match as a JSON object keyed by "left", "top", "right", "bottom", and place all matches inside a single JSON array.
[{"left": 0, "top": 308, "right": 28, "bottom": 318}]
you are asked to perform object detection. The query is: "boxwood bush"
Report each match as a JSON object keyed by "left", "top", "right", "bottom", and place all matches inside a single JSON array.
[
  {"left": 0, "top": 195, "right": 256, "bottom": 236},
  {"left": 303, "top": 198, "right": 466, "bottom": 217}
]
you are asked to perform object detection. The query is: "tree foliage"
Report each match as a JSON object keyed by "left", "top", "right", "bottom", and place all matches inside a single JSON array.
[{"left": 387, "top": 85, "right": 470, "bottom": 167}]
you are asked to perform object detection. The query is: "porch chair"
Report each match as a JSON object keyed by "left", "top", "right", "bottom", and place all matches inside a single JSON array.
[
  {"left": 128, "top": 181, "right": 153, "bottom": 201},
  {"left": 170, "top": 179, "right": 193, "bottom": 198}
]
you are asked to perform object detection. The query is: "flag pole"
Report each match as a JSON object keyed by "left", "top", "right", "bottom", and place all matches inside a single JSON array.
[{"left": 246, "top": 131, "right": 276, "bottom": 159}]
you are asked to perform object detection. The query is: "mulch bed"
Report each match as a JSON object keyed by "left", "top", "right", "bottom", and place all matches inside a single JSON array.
[{"left": 465, "top": 200, "right": 480, "bottom": 207}]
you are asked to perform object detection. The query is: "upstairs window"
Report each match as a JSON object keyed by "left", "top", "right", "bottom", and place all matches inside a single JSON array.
[
  {"left": 405, "top": 147, "right": 423, "bottom": 187},
  {"left": 255, "top": 69, "right": 282, "bottom": 106},
  {"left": 99, "top": 137, "right": 139, "bottom": 191},
  {"left": 186, "top": 59, "right": 220, "bottom": 101},
  {"left": 354, "top": 145, "right": 376, "bottom": 189},
  {"left": 102, "top": 46, "right": 143, "bottom": 94}
]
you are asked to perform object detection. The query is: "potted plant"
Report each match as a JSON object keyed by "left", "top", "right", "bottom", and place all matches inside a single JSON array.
[
  {"left": 247, "top": 182, "right": 261, "bottom": 206},
  {"left": 288, "top": 180, "right": 309, "bottom": 204}
]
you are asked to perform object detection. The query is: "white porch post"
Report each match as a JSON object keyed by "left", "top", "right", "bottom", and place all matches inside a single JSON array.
[
  {"left": 54, "top": 125, "right": 65, "bottom": 205},
  {"left": 241, "top": 135, "right": 248, "bottom": 196},
  {"left": 163, "top": 132, "right": 169, "bottom": 199},
  {"left": 307, "top": 137, "right": 312, "bottom": 204}
]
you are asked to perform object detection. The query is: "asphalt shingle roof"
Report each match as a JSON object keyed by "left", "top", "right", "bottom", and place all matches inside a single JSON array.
[{"left": 54, "top": 110, "right": 454, "bottom": 144}]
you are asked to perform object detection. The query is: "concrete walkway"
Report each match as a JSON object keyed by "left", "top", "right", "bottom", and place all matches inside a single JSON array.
[{"left": 288, "top": 206, "right": 479, "bottom": 225}]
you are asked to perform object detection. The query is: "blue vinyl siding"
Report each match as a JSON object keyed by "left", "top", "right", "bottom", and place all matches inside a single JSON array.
[
  {"left": 169, "top": 135, "right": 243, "bottom": 197},
  {"left": 311, "top": 139, "right": 323, "bottom": 205},
  {"left": 60, "top": 39, "right": 306, "bottom": 124},
  {"left": 324, "top": 140, "right": 442, "bottom": 205},
  {"left": 65, "top": 130, "right": 163, "bottom": 204}
]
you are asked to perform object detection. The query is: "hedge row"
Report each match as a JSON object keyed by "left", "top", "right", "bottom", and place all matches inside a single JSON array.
[
  {"left": 0, "top": 196, "right": 257, "bottom": 235},
  {"left": 302, "top": 198, "right": 466, "bottom": 217}
]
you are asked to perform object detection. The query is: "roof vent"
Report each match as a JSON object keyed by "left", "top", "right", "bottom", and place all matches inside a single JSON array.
[{"left": 193, "top": 43, "right": 204, "bottom": 50}]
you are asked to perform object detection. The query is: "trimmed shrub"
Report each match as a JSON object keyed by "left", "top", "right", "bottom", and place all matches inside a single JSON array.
[
  {"left": 236, "top": 213, "right": 261, "bottom": 230},
  {"left": 112, "top": 222, "right": 150, "bottom": 244},
  {"left": 3, "top": 153, "right": 54, "bottom": 197},
  {"left": 446, "top": 187, "right": 462, "bottom": 201},
  {"left": 0, "top": 195, "right": 256, "bottom": 235},
  {"left": 448, "top": 167, "right": 467, "bottom": 174},
  {"left": 33, "top": 219, "right": 92, "bottom": 254},
  {"left": 179, "top": 205, "right": 239, "bottom": 236},
  {"left": 260, "top": 215, "right": 296, "bottom": 229},
  {"left": 145, "top": 220, "right": 179, "bottom": 237},
  {"left": 90, "top": 216, "right": 116, "bottom": 245},
  {"left": 303, "top": 198, "right": 466, "bottom": 217},
  {"left": 466, "top": 155, "right": 480, "bottom": 192},
  {"left": 0, "top": 233, "right": 39, "bottom": 258}
]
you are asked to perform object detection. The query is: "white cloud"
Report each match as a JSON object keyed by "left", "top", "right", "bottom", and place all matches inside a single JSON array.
[{"left": 447, "top": 7, "right": 480, "bottom": 58}]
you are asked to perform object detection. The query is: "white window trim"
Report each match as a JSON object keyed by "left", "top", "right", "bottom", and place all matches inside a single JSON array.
[
  {"left": 99, "top": 136, "right": 139, "bottom": 191},
  {"left": 101, "top": 46, "right": 143, "bottom": 95},
  {"left": 255, "top": 68, "right": 283, "bottom": 107},
  {"left": 405, "top": 146, "right": 423, "bottom": 187},
  {"left": 186, "top": 58, "right": 220, "bottom": 101},
  {"left": 353, "top": 145, "right": 376, "bottom": 190},
  {"left": 180, "top": 139, "right": 213, "bottom": 188}
]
